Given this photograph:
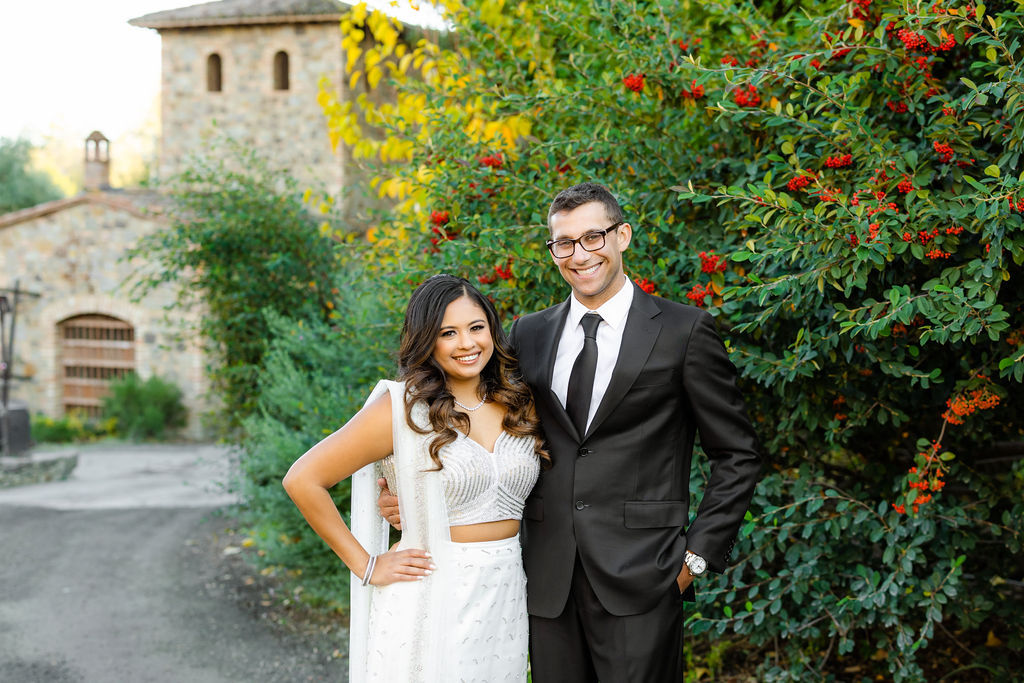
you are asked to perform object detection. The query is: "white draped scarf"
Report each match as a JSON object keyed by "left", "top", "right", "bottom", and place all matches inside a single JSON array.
[{"left": 349, "top": 379, "right": 454, "bottom": 682}]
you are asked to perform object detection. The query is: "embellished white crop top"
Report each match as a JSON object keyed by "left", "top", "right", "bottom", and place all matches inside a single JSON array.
[{"left": 380, "top": 429, "right": 540, "bottom": 527}]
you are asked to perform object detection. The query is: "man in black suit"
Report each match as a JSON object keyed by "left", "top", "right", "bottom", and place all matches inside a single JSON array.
[
  {"left": 510, "top": 182, "right": 762, "bottom": 682},
  {"left": 379, "top": 182, "right": 761, "bottom": 681}
]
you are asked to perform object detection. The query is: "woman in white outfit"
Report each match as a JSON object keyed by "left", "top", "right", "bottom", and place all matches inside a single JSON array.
[{"left": 283, "top": 274, "right": 546, "bottom": 682}]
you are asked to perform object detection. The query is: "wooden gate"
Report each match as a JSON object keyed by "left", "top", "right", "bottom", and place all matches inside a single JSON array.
[{"left": 58, "top": 315, "right": 135, "bottom": 418}]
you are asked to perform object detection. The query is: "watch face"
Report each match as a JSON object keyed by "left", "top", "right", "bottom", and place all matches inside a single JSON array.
[{"left": 689, "top": 555, "right": 707, "bottom": 575}]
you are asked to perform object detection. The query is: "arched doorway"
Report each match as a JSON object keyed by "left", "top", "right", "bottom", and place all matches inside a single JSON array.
[{"left": 58, "top": 314, "right": 135, "bottom": 418}]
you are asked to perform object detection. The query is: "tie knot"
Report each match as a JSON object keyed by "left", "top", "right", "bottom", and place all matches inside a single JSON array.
[{"left": 580, "top": 312, "right": 602, "bottom": 339}]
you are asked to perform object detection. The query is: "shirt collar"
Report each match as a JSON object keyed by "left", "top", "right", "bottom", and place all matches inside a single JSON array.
[{"left": 567, "top": 276, "right": 634, "bottom": 331}]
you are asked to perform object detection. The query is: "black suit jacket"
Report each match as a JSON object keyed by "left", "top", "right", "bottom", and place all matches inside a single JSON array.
[{"left": 509, "top": 287, "right": 762, "bottom": 618}]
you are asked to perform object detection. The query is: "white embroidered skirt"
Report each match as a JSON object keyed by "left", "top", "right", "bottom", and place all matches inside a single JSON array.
[{"left": 361, "top": 534, "right": 528, "bottom": 682}]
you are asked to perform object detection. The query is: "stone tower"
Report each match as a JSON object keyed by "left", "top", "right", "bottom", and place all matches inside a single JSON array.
[
  {"left": 83, "top": 131, "right": 111, "bottom": 191},
  {"left": 130, "top": 0, "right": 347, "bottom": 196}
]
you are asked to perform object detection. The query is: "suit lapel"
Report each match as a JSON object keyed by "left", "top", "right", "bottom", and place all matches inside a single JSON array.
[
  {"left": 531, "top": 300, "right": 581, "bottom": 442},
  {"left": 585, "top": 290, "right": 662, "bottom": 439}
]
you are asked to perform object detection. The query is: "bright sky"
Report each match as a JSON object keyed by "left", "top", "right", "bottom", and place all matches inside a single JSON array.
[
  {"left": 0, "top": 0, "right": 445, "bottom": 144},
  {"left": 0, "top": 1, "right": 167, "bottom": 143}
]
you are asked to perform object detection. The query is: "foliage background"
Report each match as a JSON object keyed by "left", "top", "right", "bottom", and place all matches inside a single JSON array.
[
  {"left": 314, "top": 0, "right": 1024, "bottom": 679},
  {"left": 144, "top": 0, "right": 1024, "bottom": 680},
  {"left": 0, "top": 137, "right": 63, "bottom": 214}
]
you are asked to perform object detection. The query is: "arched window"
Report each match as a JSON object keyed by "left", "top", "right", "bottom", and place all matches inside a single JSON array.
[
  {"left": 207, "top": 53, "right": 222, "bottom": 92},
  {"left": 273, "top": 50, "right": 289, "bottom": 91},
  {"left": 58, "top": 314, "right": 135, "bottom": 419}
]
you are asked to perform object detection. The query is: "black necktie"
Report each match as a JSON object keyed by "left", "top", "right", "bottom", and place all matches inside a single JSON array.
[{"left": 566, "top": 312, "right": 602, "bottom": 436}]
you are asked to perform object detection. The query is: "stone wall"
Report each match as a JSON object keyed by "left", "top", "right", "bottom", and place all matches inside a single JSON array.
[
  {"left": 0, "top": 195, "right": 210, "bottom": 438},
  {"left": 158, "top": 21, "right": 346, "bottom": 196}
]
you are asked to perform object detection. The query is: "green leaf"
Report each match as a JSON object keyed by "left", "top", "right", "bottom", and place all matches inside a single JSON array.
[
  {"left": 961, "top": 77, "right": 978, "bottom": 91},
  {"left": 984, "top": 165, "right": 1001, "bottom": 178}
]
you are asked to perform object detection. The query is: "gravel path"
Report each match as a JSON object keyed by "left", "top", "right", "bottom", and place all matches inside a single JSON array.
[{"left": 0, "top": 444, "right": 347, "bottom": 682}]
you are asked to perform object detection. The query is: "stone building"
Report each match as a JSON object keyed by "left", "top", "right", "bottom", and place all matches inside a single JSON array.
[
  {"left": 0, "top": 132, "right": 208, "bottom": 437},
  {"left": 0, "top": 0, "right": 375, "bottom": 438},
  {"left": 129, "top": 0, "right": 349, "bottom": 196}
]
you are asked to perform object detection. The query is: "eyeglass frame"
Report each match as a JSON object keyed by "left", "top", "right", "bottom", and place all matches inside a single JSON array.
[{"left": 545, "top": 222, "right": 625, "bottom": 259}]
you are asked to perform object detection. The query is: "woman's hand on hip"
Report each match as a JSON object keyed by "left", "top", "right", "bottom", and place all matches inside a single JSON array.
[{"left": 367, "top": 548, "right": 434, "bottom": 586}]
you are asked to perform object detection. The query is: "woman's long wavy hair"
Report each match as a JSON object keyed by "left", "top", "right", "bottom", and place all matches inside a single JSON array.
[{"left": 397, "top": 274, "right": 548, "bottom": 470}]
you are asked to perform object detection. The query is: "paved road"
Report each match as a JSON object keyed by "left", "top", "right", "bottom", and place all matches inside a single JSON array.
[{"left": 0, "top": 444, "right": 346, "bottom": 682}]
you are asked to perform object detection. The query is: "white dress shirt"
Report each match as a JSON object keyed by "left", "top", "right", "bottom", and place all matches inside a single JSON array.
[{"left": 551, "top": 276, "right": 635, "bottom": 432}]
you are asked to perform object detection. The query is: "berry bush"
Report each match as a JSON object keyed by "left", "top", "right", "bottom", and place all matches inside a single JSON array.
[{"left": 313, "top": 0, "right": 1024, "bottom": 678}]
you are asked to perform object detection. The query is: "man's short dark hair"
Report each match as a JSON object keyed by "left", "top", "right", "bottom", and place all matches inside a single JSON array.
[{"left": 547, "top": 182, "right": 624, "bottom": 229}]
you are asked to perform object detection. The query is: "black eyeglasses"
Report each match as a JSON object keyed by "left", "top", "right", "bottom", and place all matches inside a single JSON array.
[{"left": 546, "top": 222, "right": 624, "bottom": 259}]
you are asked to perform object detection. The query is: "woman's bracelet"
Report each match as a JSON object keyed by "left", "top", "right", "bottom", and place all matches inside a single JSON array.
[{"left": 361, "top": 554, "right": 378, "bottom": 586}]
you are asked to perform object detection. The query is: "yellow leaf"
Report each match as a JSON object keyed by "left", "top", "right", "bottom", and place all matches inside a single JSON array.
[
  {"left": 351, "top": 2, "right": 368, "bottom": 24},
  {"left": 848, "top": 17, "right": 864, "bottom": 29},
  {"left": 346, "top": 45, "right": 363, "bottom": 72},
  {"left": 985, "top": 630, "right": 1003, "bottom": 647},
  {"left": 368, "top": 66, "right": 383, "bottom": 89},
  {"left": 242, "top": 538, "right": 255, "bottom": 547}
]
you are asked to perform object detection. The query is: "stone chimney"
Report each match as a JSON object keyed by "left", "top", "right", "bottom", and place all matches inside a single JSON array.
[{"left": 84, "top": 131, "right": 110, "bottom": 191}]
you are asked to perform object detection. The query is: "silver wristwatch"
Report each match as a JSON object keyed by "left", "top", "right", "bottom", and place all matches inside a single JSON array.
[{"left": 685, "top": 550, "right": 707, "bottom": 576}]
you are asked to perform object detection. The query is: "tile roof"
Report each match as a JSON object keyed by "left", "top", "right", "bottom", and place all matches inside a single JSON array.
[
  {"left": 0, "top": 191, "right": 165, "bottom": 231},
  {"left": 129, "top": 0, "right": 348, "bottom": 29}
]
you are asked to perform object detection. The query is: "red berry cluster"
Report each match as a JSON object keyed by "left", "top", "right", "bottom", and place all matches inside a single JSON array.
[
  {"left": 479, "top": 153, "right": 504, "bottom": 168},
  {"left": 926, "top": 248, "right": 951, "bottom": 260},
  {"left": 850, "top": 0, "right": 873, "bottom": 22},
  {"left": 897, "top": 178, "right": 914, "bottom": 193},
  {"left": 430, "top": 210, "right": 450, "bottom": 226},
  {"left": 942, "top": 386, "right": 1001, "bottom": 425},
  {"left": 946, "top": 224, "right": 964, "bottom": 235},
  {"left": 633, "top": 277, "right": 656, "bottom": 294},
  {"left": 892, "top": 441, "right": 949, "bottom": 515},
  {"left": 1008, "top": 196, "right": 1024, "bottom": 212},
  {"left": 886, "top": 101, "right": 909, "bottom": 113},
  {"left": 477, "top": 261, "right": 514, "bottom": 285},
  {"left": 787, "top": 172, "right": 815, "bottom": 191},
  {"left": 686, "top": 283, "right": 711, "bottom": 306},
  {"left": 866, "top": 201, "right": 898, "bottom": 217},
  {"left": 681, "top": 79, "right": 705, "bottom": 99},
  {"left": 699, "top": 250, "right": 727, "bottom": 273},
  {"left": 933, "top": 141, "right": 954, "bottom": 163},
  {"left": 824, "top": 153, "right": 853, "bottom": 168},
  {"left": 622, "top": 73, "right": 645, "bottom": 93},
  {"left": 918, "top": 227, "right": 940, "bottom": 243},
  {"left": 721, "top": 55, "right": 739, "bottom": 67},
  {"left": 868, "top": 222, "right": 881, "bottom": 241},
  {"left": 896, "top": 29, "right": 927, "bottom": 50},
  {"left": 812, "top": 186, "right": 840, "bottom": 203},
  {"left": 732, "top": 84, "right": 761, "bottom": 107},
  {"left": 942, "top": 106, "right": 955, "bottom": 116},
  {"left": 674, "top": 36, "right": 701, "bottom": 51},
  {"left": 810, "top": 58, "right": 822, "bottom": 70}
]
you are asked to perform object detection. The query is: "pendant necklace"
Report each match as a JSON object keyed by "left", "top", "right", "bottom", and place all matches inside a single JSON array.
[{"left": 454, "top": 397, "right": 487, "bottom": 411}]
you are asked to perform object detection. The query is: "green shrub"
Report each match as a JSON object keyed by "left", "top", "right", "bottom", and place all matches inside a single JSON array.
[
  {"left": 325, "top": 0, "right": 1024, "bottom": 679},
  {"left": 237, "top": 263, "right": 397, "bottom": 607},
  {"left": 30, "top": 412, "right": 116, "bottom": 444},
  {"left": 126, "top": 141, "right": 342, "bottom": 434},
  {"left": 101, "top": 373, "right": 187, "bottom": 440}
]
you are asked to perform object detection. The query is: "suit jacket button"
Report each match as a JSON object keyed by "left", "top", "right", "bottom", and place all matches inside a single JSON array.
[
  {"left": 575, "top": 500, "right": 585, "bottom": 510},
  {"left": 577, "top": 447, "right": 590, "bottom": 457}
]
